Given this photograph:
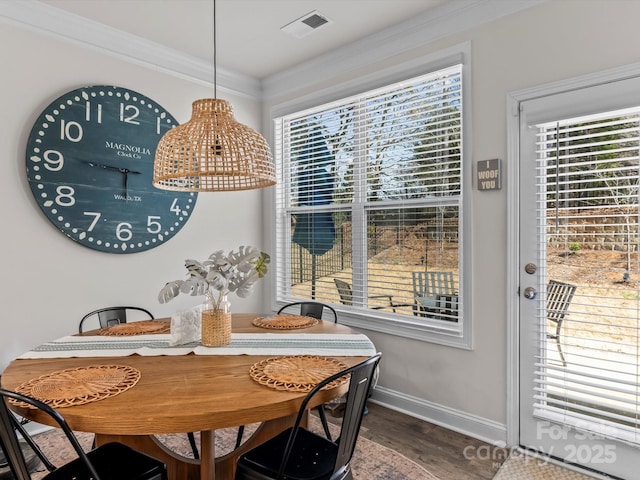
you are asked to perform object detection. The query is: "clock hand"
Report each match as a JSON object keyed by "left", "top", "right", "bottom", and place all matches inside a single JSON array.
[
  {"left": 84, "top": 161, "right": 122, "bottom": 173},
  {"left": 120, "top": 169, "right": 142, "bottom": 198},
  {"left": 84, "top": 162, "right": 142, "bottom": 176},
  {"left": 84, "top": 163, "right": 143, "bottom": 196}
]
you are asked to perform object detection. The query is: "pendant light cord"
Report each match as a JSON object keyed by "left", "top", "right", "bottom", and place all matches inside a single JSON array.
[{"left": 213, "top": 0, "right": 217, "bottom": 99}]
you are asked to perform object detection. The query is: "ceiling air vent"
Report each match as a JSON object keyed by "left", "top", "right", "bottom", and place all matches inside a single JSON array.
[{"left": 281, "top": 10, "right": 332, "bottom": 39}]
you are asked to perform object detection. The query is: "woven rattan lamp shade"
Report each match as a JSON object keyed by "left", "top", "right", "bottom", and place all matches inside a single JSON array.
[{"left": 153, "top": 98, "right": 276, "bottom": 192}]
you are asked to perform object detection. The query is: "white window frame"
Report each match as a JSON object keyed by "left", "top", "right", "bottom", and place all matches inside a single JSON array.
[{"left": 270, "top": 44, "right": 472, "bottom": 349}]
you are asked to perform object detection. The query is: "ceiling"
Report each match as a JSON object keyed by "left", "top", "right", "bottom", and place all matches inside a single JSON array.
[{"left": 38, "top": 0, "right": 452, "bottom": 80}]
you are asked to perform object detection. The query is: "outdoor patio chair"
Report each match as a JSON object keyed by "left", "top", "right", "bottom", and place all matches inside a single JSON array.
[
  {"left": 334, "top": 278, "right": 404, "bottom": 312},
  {"left": 546, "top": 279, "right": 577, "bottom": 366},
  {"left": 0, "top": 387, "right": 167, "bottom": 480},
  {"left": 234, "top": 353, "right": 382, "bottom": 480},
  {"left": 412, "top": 271, "right": 458, "bottom": 320}
]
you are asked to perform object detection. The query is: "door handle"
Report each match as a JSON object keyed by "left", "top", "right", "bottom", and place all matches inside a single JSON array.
[{"left": 523, "top": 287, "right": 537, "bottom": 299}]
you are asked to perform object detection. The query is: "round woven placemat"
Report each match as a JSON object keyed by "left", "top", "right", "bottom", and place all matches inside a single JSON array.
[
  {"left": 252, "top": 314, "right": 319, "bottom": 330},
  {"left": 97, "top": 320, "right": 170, "bottom": 336},
  {"left": 12, "top": 364, "right": 141, "bottom": 408},
  {"left": 250, "top": 355, "right": 349, "bottom": 392}
]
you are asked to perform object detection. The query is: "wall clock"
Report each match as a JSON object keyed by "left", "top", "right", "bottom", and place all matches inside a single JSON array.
[{"left": 25, "top": 85, "right": 197, "bottom": 253}]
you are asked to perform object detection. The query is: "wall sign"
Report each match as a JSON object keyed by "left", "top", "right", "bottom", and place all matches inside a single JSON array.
[{"left": 477, "top": 158, "right": 501, "bottom": 191}]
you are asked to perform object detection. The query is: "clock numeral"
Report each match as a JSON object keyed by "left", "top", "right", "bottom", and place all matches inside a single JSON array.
[
  {"left": 120, "top": 103, "right": 141, "bottom": 125},
  {"left": 55, "top": 186, "right": 76, "bottom": 207},
  {"left": 156, "top": 117, "right": 161, "bottom": 135},
  {"left": 116, "top": 222, "right": 133, "bottom": 241},
  {"left": 85, "top": 101, "right": 102, "bottom": 124},
  {"left": 43, "top": 150, "right": 64, "bottom": 171},
  {"left": 84, "top": 212, "right": 101, "bottom": 231},
  {"left": 60, "top": 120, "right": 83, "bottom": 143},
  {"left": 170, "top": 199, "right": 182, "bottom": 215},
  {"left": 147, "top": 216, "right": 162, "bottom": 234}
]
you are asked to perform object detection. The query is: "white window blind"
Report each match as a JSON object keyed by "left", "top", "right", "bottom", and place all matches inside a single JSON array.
[
  {"left": 274, "top": 64, "right": 463, "bottom": 333},
  {"left": 534, "top": 107, "right": 640, "bottom": 444}
]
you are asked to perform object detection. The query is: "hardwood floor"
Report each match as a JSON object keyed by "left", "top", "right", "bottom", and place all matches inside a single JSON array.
[{"left": 327, "top": 402, "right": 508, "bottom": 480}]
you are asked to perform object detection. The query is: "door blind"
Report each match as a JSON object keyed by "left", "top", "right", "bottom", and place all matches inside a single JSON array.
[{"left": 533, "top": 107, "right": 640, "bottom": 444}]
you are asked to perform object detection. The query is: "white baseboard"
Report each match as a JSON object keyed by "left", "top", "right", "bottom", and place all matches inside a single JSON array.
[{"left": 370, "top": 386, "right": 507, "bottom": 447}]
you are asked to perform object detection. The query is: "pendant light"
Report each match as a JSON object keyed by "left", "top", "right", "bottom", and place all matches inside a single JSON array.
[{"left": 153, "top": 0, "right": 276, "bottom": 192}]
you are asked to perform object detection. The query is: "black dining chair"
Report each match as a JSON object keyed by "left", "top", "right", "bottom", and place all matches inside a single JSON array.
[
  {"left": 0, "top": 387, "right": 168, "bottom": 480},
  {"left": 234, "top": 353, "right": 382, "bottom": 480},
  {"left": 78, "top": 306, "right": 200, "bottom": 459},
  {"left": 0, "top": 407, "right": 56, "bottom": 477},
  {"left": 78, "top": 306, "right": 155, "bottom": 333},
  {"left": 235, "top": 301, "right": 338, "bottom": 449},
  {"left": 277, "top": 301, "right": 338, "bottom": 323}
]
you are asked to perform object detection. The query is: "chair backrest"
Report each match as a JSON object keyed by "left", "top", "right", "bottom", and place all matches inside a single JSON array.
[
  {"left": 79, "top": 306, "right": 154, "bottom": 333},
  {"left": 277, "top": 353, "right": 382, "bottom": 479},
  {"left": 334, "top": 278, "right": 353, "bottom": 306},
  {"left": 277, "top": 302, "right": 338, "bottom": 323},
  {"left": 0, "top": 388, "right": 101, "bottom": 480},
  {"left": 0, "top": 398, "right": 56, "bottom": 474},
  {"left": 546, "top": 279, "right": 577, "bottom": 324},
  {"left": 412, "top": 271, "right": 456, "bottom": 298}
]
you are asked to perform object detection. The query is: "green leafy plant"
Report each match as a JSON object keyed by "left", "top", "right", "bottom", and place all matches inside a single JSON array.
[
  {"left": 569, "top": 242, "right": 581, "bottom": 254},
  {"left": 158, "top": 246, "right": 270, "bottom": 309}
]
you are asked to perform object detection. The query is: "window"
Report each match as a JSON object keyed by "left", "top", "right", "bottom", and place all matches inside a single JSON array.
[{"left": 274, "top": 62, "right": 468, "bottom": 344}]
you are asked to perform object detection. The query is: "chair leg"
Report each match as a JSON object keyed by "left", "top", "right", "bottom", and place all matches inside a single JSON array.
[
  {"left": 235, "top": 425, "right": 245, "bottom": 449},
  {"left": 187, "top": 432, "right": 199, "bottom": 459},
  {"left": 11, "top": 417, "right": 56, "bottom": 472},
  {"left": 316, "top": 405, "right": 332, "bottom": 441},
  {"left": 547, "top": 333, "right": 567, "bottom": 367},
  {"left": 413, "top": 301, "right": 426, "bottom": 317},
  {"left": 556, "top": 336, "right": 567, "bottom": 366}
]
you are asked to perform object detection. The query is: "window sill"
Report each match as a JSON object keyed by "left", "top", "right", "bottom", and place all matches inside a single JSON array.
[
  {"left": 337, "top": 309, "right": 472, "bottom": 350},
  {"left": 321, "top": 307, "right": 472, "bottom": 349}
]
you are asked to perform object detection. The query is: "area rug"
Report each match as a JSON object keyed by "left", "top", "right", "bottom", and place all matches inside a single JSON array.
[
  {"left": 24, "top": 416, "right": 439, "bottom": 480},
  {"left": 493, "top": 449, "right": 599, "bottom": 480}
]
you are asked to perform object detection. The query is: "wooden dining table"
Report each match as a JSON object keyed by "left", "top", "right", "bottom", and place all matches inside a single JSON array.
[{"left": 1, "top": 313, "right": 373, "bottom": 480}]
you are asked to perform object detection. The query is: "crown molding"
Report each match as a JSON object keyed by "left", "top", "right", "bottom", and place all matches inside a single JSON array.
[
  {"left": 0, "top": 0, "right": 261, "bottom": 99},
  {"left": 1, "top": 0, "right": 545, "bottom": 102},
  {"left": 262, "top": 0, "right": 546, "bottom": 100}
]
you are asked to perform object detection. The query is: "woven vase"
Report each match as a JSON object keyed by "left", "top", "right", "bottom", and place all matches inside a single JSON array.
[
  {"left": 201, "top": 309, "right": 231, "bottom": 346},
  {"left": 201, "top": 294, "right": 231, "bottom": 347}
]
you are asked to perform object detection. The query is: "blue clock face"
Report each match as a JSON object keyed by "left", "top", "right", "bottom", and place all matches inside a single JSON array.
[{"left": 26, "top": 85, "right": 197, "bottom": 253}]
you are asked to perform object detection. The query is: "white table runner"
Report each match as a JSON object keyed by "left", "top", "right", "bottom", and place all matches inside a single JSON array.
[{"left": 19, "top": 333, "right": 376, "bottom": 359}]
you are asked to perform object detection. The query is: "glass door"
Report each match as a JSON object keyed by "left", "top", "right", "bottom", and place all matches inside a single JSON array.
[{"left": 518, "top": 77, "right": 640, "bottom": 479}]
